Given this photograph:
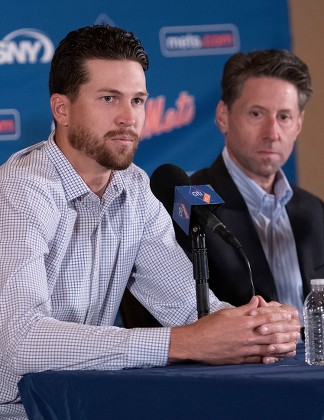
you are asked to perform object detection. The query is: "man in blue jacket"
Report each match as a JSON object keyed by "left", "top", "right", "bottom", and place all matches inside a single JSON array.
[{"left": 188, "top": 49, "right": 324, "bottom": 325}]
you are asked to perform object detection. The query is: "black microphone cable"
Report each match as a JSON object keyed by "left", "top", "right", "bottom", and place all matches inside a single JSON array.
[
  {"left": 193, "top": 205, "right": 255, "bottom": 298},
  {"left": 150, "top": 163, "right": 256, "bottom": 300}
]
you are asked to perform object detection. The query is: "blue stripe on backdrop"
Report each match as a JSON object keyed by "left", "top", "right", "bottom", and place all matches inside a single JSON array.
[{"left": 0, "top": 0, "right": 294, "bottom": 181}]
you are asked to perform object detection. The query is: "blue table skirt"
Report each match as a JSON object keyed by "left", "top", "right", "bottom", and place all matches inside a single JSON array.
[{"left": 18, "top": 343, "right": 324, "bottom": 420}]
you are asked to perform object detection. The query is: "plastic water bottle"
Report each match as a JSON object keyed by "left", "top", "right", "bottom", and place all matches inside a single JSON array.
[{"left": 303, "top": 279, "right": 324, "bottom": 365}]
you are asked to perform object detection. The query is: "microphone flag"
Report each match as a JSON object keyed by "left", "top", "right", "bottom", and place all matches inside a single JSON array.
[{"left": 173, "top": 184, "right": 224, "bottom": 235}]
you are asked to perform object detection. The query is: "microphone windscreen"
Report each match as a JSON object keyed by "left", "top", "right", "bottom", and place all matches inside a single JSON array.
[{"left": 150, "top": 164, "right": 191, "bottom": 215}]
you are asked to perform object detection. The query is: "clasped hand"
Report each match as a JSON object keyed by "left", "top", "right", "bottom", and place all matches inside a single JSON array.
[{"left": 169, "top": 295, "right": 300, "bottom": 365}]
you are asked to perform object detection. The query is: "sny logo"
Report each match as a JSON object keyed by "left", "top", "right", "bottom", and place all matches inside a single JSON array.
[{"left": 0, "top": 28, "right": 54, "bottom": 65}]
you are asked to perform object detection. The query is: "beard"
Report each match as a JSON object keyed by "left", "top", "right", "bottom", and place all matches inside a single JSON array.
[{"left": 67, "top": 125, "right": 139, "bottom": 170}]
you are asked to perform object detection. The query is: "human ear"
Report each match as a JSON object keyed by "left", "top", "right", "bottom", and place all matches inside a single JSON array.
[
  {"left": 50, "top": 94, "right": 69, "bottom": 127},
  {"left": 215, "top": 100, "right": 229, "bottom": 134},
  {"left": 295, "top": 110, "right": 305, "bottom": 137}
]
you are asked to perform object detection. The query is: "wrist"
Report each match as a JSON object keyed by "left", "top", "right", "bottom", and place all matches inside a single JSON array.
[{"left": 168, "top": 325, "right": 197, "bottom": 363}]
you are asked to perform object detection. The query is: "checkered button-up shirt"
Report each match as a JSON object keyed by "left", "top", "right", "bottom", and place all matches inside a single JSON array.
[{"left": 0, "top": 132, "right": 230, "bottom": 418}]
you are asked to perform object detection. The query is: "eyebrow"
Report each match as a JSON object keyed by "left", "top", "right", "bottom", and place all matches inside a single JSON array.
[
  {"left": 98, "top": 88, "right": 149, "bottom": 97},
  {"left": 250, "top": 105, "right": 293, "bottom": 113}
]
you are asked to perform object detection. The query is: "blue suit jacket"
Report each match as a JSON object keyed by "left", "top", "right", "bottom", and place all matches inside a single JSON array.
[{"left": 183, "top": 154, "right": 324, "bottom": 306}]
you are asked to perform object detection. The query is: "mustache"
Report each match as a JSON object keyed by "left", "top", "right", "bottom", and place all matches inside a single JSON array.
[{"left": 103, "top": 129, "right": 139, "bottom": 142}]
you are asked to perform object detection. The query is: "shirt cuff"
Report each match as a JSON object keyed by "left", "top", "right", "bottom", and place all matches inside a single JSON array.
[{"left": 126, "top": 327, "right": 171, "bottom": 368}]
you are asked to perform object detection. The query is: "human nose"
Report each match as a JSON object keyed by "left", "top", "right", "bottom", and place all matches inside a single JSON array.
[
  {"left": 263, "top": 116, "right": 280, "bottom": 141},
  {"left": 115, "top": 103, "right": 136, "bottom": 127}
]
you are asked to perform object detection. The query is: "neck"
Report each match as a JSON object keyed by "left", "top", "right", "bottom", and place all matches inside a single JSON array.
[
  {"left": 54, "top": 131, "right": 111, "bottom": 197},
  {"left": 225, "top": 148, "right": 276, "bottom": 194},
  {"left": 70, "top": 157, "right": 112, "bottom": 198},
  {"left": 257, "top": 179, "right": 275, "bottom": 194}
]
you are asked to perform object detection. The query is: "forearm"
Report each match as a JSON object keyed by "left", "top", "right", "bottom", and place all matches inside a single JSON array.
[
  {"left": 5, "top": 317, "right": 171, "bottom": 375},
  {"left": 1, "top": 258, "right": 171, "bottom": 374}
]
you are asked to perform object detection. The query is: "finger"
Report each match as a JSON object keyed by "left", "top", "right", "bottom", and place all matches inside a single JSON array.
[
  {"left": 266, "top": 342, "right": 297, "bottom": 358},
  {"left": 242, "top": 341, "right": 297, "bottom": 360},
  {"left": 256, "top": 321, "right": 300, "bottom": 337},
  {"left": 268, "top": 303, "right": 300, "bottom": 321},
  {"left": 255, "top": 295, "right": 268, "bottom": 307},
  {"left": 242, "top": 355, "right": 263, "bottom": 364},
  {"left": 278, "top": 304, "right": 299, "bottom": 320},
  {"left": 246, "top": 312, "right": 294, "bottom": 332},
  {"left": 210, "top": 355, "right": 264, "bottom": 365},
  {"left": 264, "top": 300, "right": 282, "bottom": 307},
  {"left": 249, "top": 305, "right": 297, "bottom": 317},
  {"left": 237, "top": 296, "right": 260, "bottom": 314},
  {"left": 220, "top": 297, "right": 260, "bottom": 318},
  {"left": 262, "top": 357, "right": 279, "bottom": 364}
]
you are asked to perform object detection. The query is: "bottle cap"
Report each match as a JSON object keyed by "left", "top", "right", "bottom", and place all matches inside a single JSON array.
[{"left": 310, "top": 279, "right": 324, "bottom": 286}]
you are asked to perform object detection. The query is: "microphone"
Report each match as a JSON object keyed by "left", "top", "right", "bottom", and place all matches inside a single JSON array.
[
  {"left": 150, "top": 163, "right": 255, "bottom": 299},
  {"left": 150, "top": 163, "right": 213, "bottom": 318},
  {"left": 150, "top": 163, "right": 240, "bottom": 250}
]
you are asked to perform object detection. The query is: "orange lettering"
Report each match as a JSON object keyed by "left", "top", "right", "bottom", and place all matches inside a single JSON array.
[
  {"left": 141, "top": 91, "right": 195, "bottom": 140},
  {"left": 175, "top": 92, "right": 195, "bottom": 126},
  {"left": 142, "top": 96, "right": 165, "bottom": 138},
  {"left": 162, "top": 108, "right": 177, "bottom": 132}
]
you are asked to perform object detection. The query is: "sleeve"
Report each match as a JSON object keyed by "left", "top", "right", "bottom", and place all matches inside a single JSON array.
[{"left": 0, "top": 177, "right": 171, "bottom": 376}]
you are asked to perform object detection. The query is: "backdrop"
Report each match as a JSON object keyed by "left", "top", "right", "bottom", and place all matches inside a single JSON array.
[{"left": 0, "top": 0, "right": 294, "bottom": 181}]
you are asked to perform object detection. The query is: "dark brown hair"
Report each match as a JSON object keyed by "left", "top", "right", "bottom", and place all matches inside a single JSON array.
[
  {"left": 49, "top": 25, "right": 149, "bottom": 101},
  {"left": 220, "top": 49, "right": 312, "bottom": 111}
]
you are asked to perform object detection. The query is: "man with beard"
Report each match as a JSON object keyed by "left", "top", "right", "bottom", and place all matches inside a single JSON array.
[{"left": 0, "top": 26, "right": 299, "bottom": 419}]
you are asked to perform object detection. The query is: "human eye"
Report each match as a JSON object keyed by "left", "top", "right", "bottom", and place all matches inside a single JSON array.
[
  {"left": 278, "top": 112, "right": 292, "bottom": 122},
  {"left": 132, "top": 97, "right": 146, "bottom": 106},
  {"left": 249, "top": 109, "right": 261, "bottom": 118},
  {"left": 102, "top": 96, "right": 115, "bottom": 103}
]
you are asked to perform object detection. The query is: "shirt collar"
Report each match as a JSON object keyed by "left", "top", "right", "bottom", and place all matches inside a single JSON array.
[{"left": 44, "top": 130, "right": 125, "bottom": 203}]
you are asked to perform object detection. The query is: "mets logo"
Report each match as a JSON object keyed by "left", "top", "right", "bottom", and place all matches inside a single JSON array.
[
  {"left": 160, "top": 24, "right": 240, "bottom": 57},
  {"left": 0, "top": 28, "right": 54, "bottom": 65}
]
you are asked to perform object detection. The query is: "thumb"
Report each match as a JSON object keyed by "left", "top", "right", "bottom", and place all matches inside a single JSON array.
[{"left": 231, "top": 295, "right": 260, "bottom": 316}]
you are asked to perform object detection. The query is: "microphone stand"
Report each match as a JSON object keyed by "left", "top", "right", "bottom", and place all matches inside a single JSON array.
[{"left": 190, "top": 224, "right": 210, "bottom": 318}]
